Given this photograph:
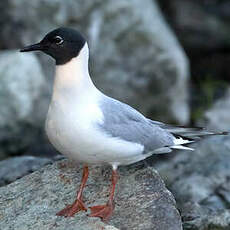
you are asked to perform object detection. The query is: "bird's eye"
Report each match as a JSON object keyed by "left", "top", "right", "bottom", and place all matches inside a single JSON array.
[{"left": 53, "top": 36, "right": 64, "bottom": 45}]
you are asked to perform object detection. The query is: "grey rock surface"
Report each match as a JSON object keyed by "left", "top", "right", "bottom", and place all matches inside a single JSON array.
[
  {"left": 204, "top": 88, "right": 230, "bottom": 131},
  {"left": 0, "top": 51, "right": 48, "bottom": 159},
  {"left": 0, "top": 159, "right": 182, "bottom": 230},
  {"left": 0, "top": 156, "right": 53, "bottom": 187},
  {"left": 1, "top": 0, "right": 190, "bottom": 124},
  {"left": 154, "top": 135, "right": 230, "bottom": 230}
]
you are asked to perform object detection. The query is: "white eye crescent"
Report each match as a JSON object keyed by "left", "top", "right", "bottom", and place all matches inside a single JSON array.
[{"left": 54, "top": 36, "right": 64, "bottom": 45}]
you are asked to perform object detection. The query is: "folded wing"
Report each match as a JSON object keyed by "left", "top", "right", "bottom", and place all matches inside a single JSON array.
[{"left": 98, "top": 95, "right": 228, "bottom": 155}]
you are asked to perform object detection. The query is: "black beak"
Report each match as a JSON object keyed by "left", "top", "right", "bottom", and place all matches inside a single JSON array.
[{"left": 20, "top": 42, "right": 43, "bottom": 52}]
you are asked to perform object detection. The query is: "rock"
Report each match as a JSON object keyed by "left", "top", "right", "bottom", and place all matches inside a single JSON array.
[
  {"left": 1, "top": 0, "right": 190, "bottom": 124},
  {"left": 160, "top": 0, "right": 230, "bottom": 51},
  {"left": 0, "top": 159, "right": 182, "bottom": 230},
  {"left": 89, "top": 0, "right": 190, "bottom": 124},
  {"left": 154, "top": 135, "right": 230, "bottom": 230},
  {"left": 0, "top": 156, "right": 53, "bottom": 187},
  {"left": 204, "top": 88, "right": 230, "bottom": 131},
  {"left": 0, "top": 51, "right": 48, "bottom": 159},
  {"left": 158, "top": 0, "right": 230, "bottom": 124}
]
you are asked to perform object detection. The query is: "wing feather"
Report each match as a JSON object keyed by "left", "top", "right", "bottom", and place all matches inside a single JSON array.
[{"left": 98, "top": 96, "right": 175, "bottom": 154}]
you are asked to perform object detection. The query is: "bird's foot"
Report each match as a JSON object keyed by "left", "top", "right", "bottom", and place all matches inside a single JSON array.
[
  {"left": 56, "top": 198, "right": 87, "bottom": 217},
  {"left": 89, "top": 200, "right": 115, "bottom": 221}
]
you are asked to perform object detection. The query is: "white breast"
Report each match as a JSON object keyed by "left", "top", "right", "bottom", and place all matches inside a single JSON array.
[
  {"left": 45, "top": 46, "right": 144, "bottom": 168},
  {"left": 45, "top": 93, "right": 144, "bottom": 167}
]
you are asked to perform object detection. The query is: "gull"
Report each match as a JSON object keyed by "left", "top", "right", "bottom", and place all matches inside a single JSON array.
[{"left": 20, "top": 27, "right": 227, "bottom": 221}]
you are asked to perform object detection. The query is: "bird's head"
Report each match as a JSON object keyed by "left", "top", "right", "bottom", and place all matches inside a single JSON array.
[{"left": 20, "top": 27, "right": 86, "bottom": 65}]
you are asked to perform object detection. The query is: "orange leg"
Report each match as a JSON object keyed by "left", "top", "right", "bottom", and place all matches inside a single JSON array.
[
  {"left": 56, "top": 165, "right": 89, "bottom": 217},
  {"left": 89, "top": 169, "right": 118, "bottom": 221}
]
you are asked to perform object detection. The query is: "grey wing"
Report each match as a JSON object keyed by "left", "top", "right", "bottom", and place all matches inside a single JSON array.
[{"left": 98, "top": 96, "right": 175, "bottom": 154}]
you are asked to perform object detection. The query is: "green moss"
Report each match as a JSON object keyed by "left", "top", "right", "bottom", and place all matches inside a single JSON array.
[{"left": 191, "top": 75, "right": 228, "bottom": 123}]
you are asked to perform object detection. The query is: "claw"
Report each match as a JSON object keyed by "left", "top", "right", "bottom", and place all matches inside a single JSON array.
[
  {"left": 89, "top": 200, "right": 115, "bottom": 221},
  {"left": 56, "top": 198, "right": 87, "bottom": 217}
]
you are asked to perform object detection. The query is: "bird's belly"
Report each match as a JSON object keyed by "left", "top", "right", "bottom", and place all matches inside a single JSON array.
[{"left": 45, "top": 103, "right": 144, "bottom": 166}]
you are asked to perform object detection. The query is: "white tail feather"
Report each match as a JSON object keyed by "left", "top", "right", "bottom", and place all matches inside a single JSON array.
[
  {"left": 173, "top": 137, "right": 194, "bottom": 145},
  {"left": 170, "top": 145, "right": 194, "bottom": 151}
]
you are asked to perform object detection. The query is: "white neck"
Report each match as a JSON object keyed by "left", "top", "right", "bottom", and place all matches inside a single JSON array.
[{"left": 52, "top": 43, "right": 97, "bottom": 100}]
